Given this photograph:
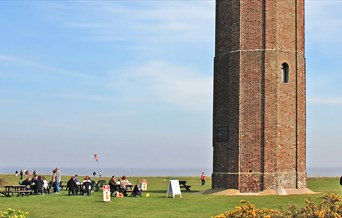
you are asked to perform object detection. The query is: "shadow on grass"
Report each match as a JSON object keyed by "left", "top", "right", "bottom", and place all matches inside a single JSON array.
[
  {"left": 145, "top": 190, "right": 167, "bottom": 194},
  {"left": 146, "top": 190, "right": 201, "bottom": 193}
]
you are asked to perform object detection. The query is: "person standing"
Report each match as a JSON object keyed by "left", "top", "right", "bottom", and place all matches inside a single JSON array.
[
  {"left": 52, "top": 169, "right": 57, "bottom": 192},
  {"left": 55, "top": 168, "right": 61, "bottom": 193},
  {"left": 20, "top": 170, "right": 23, "bottom": 180},
  {"left": 201, "top": 172, "right": 206, "bottom": 186}
]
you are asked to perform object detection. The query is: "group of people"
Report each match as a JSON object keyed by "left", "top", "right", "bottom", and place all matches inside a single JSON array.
[
  {"left": 21, "top": 175, "right": 50, "bottom": 195},
  {"left": 67, "top": 174, "right": 138, "bottom": 197},
  {"left": 15, "top": 170, "right": 31, "bottom": 180},
  {"left": 66, "top": 175, "right": 92, "bottom": 196},
  {"left": 16, "top": 168, "right": 207, "bottom": 197},
  {"left": 108, "top": 175, "right": 139, "bottom": 197},
  {"left": 92, "top": 171, "right": 102, "bottom": 178},
  {"left": 17, "top": 168, "right": 98, "bottom": 196},
  {"left": 17, "top": 168, "right": 61, "bottom": 195}
]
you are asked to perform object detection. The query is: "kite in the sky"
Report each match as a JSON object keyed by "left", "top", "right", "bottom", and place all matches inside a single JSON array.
[{"left": 93, "top": 153, "right": 99, "bottom": 162}]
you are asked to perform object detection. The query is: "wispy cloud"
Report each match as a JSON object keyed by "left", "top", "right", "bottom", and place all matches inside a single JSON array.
[
  {"left": 307, "top": 96, "right": 342, "bottom": 105},
  {"left": 306, "top": 1, "right": 342, "bottom": 47},
  {"left": 108, "top": 60, "right": 213, "bottom": 112},
  {"left": 0, "top": 54, "right": 98, "bottom": 81},
  {"left": 0, "top": 55, "right": 13, "bottom": 61},
  {"left": 39, "top": 92, "right": 118, "bottom": 103},
  {"left": 39, "top": 1, "right": 215, "bottom": 44}
]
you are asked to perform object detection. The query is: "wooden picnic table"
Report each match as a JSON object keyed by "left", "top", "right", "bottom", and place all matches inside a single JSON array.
[
  {"left": 178, "top": 181, "right": 191, "bottom": 191},
  {"left": 0, "top": 185, "right": 32, "bottom": 197},
  {"left": 115, "top": 184, "right": 133, "bottom": 192},
  {"left": 115, "top": 184, "right": 133, "bottom": 188}
]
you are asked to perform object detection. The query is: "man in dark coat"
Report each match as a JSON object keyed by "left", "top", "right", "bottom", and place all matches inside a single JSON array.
[{"left": 67, "top": 176, "right": 77, "bottom": 196}]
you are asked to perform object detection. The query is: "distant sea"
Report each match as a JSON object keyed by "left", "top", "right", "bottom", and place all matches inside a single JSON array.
[
  {"left": 0, "top": 167, "right": 340, "bottom": 177},
  {"left": 0, "top": 167, "right": 211, "bottom": 177}
]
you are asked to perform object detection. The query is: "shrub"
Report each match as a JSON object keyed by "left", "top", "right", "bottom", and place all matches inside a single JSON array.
[
  {"left": 286, "top": 193, "right": 342, "bottom": 217},
  {"left": 214, "top": 200, "right": 284, "bottom": 218},
  {"left": 214, "top": 193, "right": 342, "bottom": 218},
  {"left": 0, "top": 208, "right": 29, "bottom": 218}
]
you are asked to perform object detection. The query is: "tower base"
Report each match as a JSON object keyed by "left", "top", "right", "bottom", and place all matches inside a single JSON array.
[
  {"left": 203, "top": 187, "right": 315, "bottom": 196},
  {"left": 212, "top": 172, "right": 307, "bottom": 192}
]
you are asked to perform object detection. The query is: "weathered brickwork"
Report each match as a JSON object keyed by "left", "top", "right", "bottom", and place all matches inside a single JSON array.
[{"left": 213, "top": 0, "right": 306, "bottom": 192}]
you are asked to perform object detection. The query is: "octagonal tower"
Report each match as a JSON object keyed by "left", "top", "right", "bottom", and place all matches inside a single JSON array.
[{"left": 212, "top": 0, "right": 306, "bottom": 192}]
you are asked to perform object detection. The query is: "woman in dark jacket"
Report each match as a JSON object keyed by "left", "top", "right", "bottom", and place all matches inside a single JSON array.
[
  {"left": 67, "top": 176, "right": 77, "bottom": 195},
  {"left": 108, "top": 176, "right": 118, "bottom": 197}
]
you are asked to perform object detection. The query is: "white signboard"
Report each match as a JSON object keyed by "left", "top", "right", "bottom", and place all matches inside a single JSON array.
[
  {"left": 103, "top": 185, "right": 111, "bottom": 202},
  {"left": 141, "top": 179, "right": 147, "bottom": 191},
  {"left": 166, "top": 180, "right": 182, "bottom": 198}
]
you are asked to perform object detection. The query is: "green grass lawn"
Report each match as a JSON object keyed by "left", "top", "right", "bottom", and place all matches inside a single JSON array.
[{"left": 0, "top": 174, "right": 341, "bottom": 218}]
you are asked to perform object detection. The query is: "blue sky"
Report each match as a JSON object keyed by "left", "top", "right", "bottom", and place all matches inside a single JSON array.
[{"left": 0, "top": 1, "right": 341, "bottom": 171}]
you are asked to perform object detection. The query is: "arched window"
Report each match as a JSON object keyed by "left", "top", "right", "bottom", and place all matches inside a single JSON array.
[{"left": 281, "top": 63, "right": 289, "bottom": 83}]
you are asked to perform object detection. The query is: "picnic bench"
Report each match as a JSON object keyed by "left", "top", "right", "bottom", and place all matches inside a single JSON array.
[
  {"left": 115, "top": 184, "right": 133, "bottom": 192},
  {"left": 179, "top": 181, "right": 191, "bottom": 191},
  {"left": 94, "top": 180, "right": 107, "bottom": 192},
  {"left": 59, "top": 181, "right": 66, "bottom": 190},
  {"left": 0, "top": 185, "right": 33, "bottom": 197}
]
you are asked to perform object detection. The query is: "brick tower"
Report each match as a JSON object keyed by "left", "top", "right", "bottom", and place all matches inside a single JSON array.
[{"left": 212, "top": 0, "right": 306, "bottom": 192}]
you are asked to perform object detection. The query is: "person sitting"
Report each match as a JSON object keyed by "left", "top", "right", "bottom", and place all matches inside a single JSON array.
[
  {"left": 35, "top": 175, "right": 43, "bottom": 195},
  {"left": 67, "top": 176, "right": 77, "bottom": 196},
  {"left": 82, "top": 176, "right": 92, "bottom": 196},
  {"left": 31, "top": 175, "right": 39, "bottom": 194},
  {"left": 21, "top": 177, "right": 32, "bottom": 190},
  {"left": 119, "top": 176, "right": 131, "bottom": 197},
  {"left": 131, "top": 184, "right": 142, "bottom": 197},
  {"left": 74, "top": 175, "right": 80, "bottom": 194},
  {"left": 42, "top": 177, "right": 49, "bottom": 194},
  {"left": 108, "top": 176, "right": 118, "bottom": 197}
]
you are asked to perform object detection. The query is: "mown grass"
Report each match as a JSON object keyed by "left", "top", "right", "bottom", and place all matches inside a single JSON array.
[{"left": 0, "top": 174, "right": 341, "bottom": 218}]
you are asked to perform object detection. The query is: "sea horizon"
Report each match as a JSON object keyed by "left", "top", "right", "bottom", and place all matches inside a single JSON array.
[
  {"left": 0, "top": 166, "right": 340, "bottom": 178},
  {"left": 0, "top": 167, "right": 211, "bottom": 177}
]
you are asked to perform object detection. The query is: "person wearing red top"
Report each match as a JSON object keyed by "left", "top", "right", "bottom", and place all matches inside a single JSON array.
[{"left": 201, "top": 172, "right": 206, "bottom": 186}]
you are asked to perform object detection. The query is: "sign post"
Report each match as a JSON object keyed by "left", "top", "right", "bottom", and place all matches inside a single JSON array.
[
  {"left": 103, "top": 185, "right": 111, "bottom": 202},
  {"left": 141, "top": 179, "right": 148, "bottom": 191},
  {"left": 166, "top": 180, "right": 182, "bottom": 198}
]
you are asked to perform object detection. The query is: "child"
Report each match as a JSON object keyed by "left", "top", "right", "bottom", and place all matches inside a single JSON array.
[
  {"left": 42, "top": 177, "right": 49, "bottom": 194},
  {"left": 201, "top": 172, "right": 206, "bottom": 186}
]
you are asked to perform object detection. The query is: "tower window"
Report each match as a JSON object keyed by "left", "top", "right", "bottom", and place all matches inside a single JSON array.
[{"left": 281, "top": 63, "right": 289, "bottom": 83}]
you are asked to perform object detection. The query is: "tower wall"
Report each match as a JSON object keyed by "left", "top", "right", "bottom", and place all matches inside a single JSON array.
[{"left": 213, "top": 0, "right": 306, "bottom": 192}]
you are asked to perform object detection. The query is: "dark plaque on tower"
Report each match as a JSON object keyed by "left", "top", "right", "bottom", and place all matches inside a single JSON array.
[{"left": 217, "top": 127, "right": 228, "bottom": 142}]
